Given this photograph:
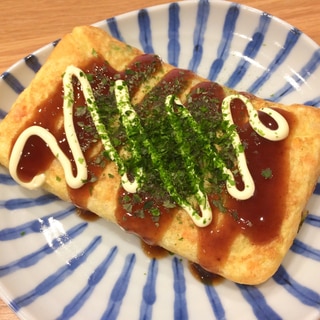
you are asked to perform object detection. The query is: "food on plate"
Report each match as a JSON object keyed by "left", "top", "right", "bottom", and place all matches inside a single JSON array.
[{"left": 1, "top": 26, "right": 320, "bottom": 284}]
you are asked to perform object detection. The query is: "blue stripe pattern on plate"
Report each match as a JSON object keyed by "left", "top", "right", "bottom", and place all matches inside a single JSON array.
[
  {"left": 10, "top": 236, "right": 102, "bottom": 312},
  {"left": 237, "top": 284, "right": 281, "bottom": 319},
  {"left": 305, "top": 213, "right": 320, "bottom": 227},
  {"left": 56, "top": 246, "right": 118, "bottom": 320},
  {"left": 270, "top": 48, "right": 320, "bottom": 101},
  {"left": 291, "top": 239, "right": 320, "bottom": 261},
  {"left": 138, "top": 9, "right": 154, "bottom": 54},
  {"left": 304, "top": 96, "right": 320, "bottom": 107},
  {"left": 0, "top": 109, "right": 7, "bottom": 119},
  {"left": 101, "top": 254, "right": 136, "bottom": 320},
  {"left": 24, "top": 54, "right": 42, "bottom": 73},
  {"left": 205, "top": 285, "right": 225, "bottom": 319},
  {"left": 208, "top": 4, "right": 240, "bottom": 81},
  {"left": 1, "top": 1, "right": 320, "bottom": 319},
  {"left": 0, "top": 193, "right": 58, "bottom": 211},
  {"left": 106, "top": 17, "right": 124, "bottom": 41},
  {"left": 167, "top": 3, "right": 180, "bottom": 67},
  {"left": 1, "top": 72, "right": 25, "bottom": 94},
  {"left": 188, "top": 0, "right": 210, "bottom": 73},
  {"left": 0, "top": 173, "right": 15, "bottom": 185},
  {"left": 313, "top": 182, "right": 320, "bottom": 195},
  {"left": 0, "top": 222, "right": 87, "bottom": 277},
  {"left": 140, "top": 259, "right": 158, "bottom": 319},
  {"left": 248, "top": 28, "right": 301, "bottom": 95},
  {"left": 172, "top": 257, "right": 188, "bottom": 320},
  {"left": 0, "top": 205, "right": 75, "bottom": 241},
  {"left": 225, "top": 12, "right": 271, "bottom": 88},
  {"left": 273, "top": 265, "right": 320, "bottom": 308}
]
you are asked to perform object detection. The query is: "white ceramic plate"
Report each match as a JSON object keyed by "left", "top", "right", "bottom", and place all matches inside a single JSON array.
[{"left": 1, "top": 1, "right": 320, "bottom": 319}]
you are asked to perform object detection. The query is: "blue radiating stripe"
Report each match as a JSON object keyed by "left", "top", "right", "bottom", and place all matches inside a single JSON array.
[
  {"left": 205, "top": 284, "right": 225, "bottom": 319},
  {"left": 10, "top": 236, "right": 102, "bottom": 312},
  {"left": 291, "top": 239, "right": 320, "bottom": 261},
  {"left": 0, "top": 205, "right": 75, "bottom": 241},
  {"left": 208, "top": 4, "right": 240, "bottom": 81},
  {"left": 138, "top": 9, "right": 154, "bottom": 53},
  {"left": 226, "top": 13, "right": 271, "bottom": 88},
  {"left": 273, "top": 265, "right": 320, "bottom": 308},
  {"left": 1, "top": 72, "right": 25, "bottom": 94},
  {"left": 305, "top": 214, "right": 320, "bottom": 228},
  {"left": 167, "top": 3, "right": 180, "bottom": 67},
  {"left": 188, "top": 0, "right": 210, "bottom": 72},
  {"left": 24, "top": 54, "right": 42, "bottom": 73},
  {"left": 52, "top": 39, "right": 60, "bottom": 47},
  {"left": 237, "top": 284, "right": 281, "bottom": 319},
  {"left": 304, "top": 97, "right": 320, "bottom": 107},
  {"left": 101, "top": 253, "right": 136, "bottom": 320},
  {"left": 139, "top": 259, "right": 158, "bottom": 319},
  {"left": 56, "top": 246, "right": 118, "bottom": 320},
  {"left": 270, "top": 48, "right": 320, "bottom": 101},
  {"left": 0, "top": 109, "right": 7, "bottom": 119},
  {"left": 0, "top": 173, "right": 15, "bottom": 185},
  {"left": 0, "top": 222, "right": 87, "bottom": 277},
  {"left": 0, "top": 193, "right": 58, "bottom": 210},
  {"left": 172, "top": 257, "right": 188, "bottom": 320},
  {"left": 106, "top": 17, "right": 124, "bottom": 41},
  {"left": 248, "top": 28, "right": 301, "bottom": 95},
  {"left": 312, "top": 182, "right": 320, "bottom": 195}
]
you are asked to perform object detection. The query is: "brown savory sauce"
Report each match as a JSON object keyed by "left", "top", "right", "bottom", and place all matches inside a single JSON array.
[
  {"left": 76, "top": 208, "right": 100, "bottom": 222},
  {"left": 188, "top": 262, "right": 224, "bottom": 285},
  {"left": 13, "top": 53, "right": 294, "bottom": 276},
  {"left": 197, "top": 103, "right": 294, "bottom": 273},
  {"left": 116, "top": 189, "right": 176, "bottom": 244},
  {"left": 140, "top": 240, "right": 170, "bottom": 259}
]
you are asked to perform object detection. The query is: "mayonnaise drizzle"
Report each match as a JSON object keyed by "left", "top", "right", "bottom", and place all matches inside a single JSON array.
[
  {"left": 165, "top": 95, "right": 212, "bottom": 226},
  {"left": 222, "top": 94, "right": 289, "bottom": 141},
  {"left": 9, "top": 125, "right": 87, "bottom": 189},
  {"left": 9, "top": 65, "right": 289, "bottom": 228},
  {"left": 9, "top": 66, "right": 138, "bottom": 192},
  {"left": 9, "top": 65, "right": 93, "bottom": 190},
  {"left": 114, "top": 80, "right": 144, "bottom": 193},
  {"left": 221, "top": 94, "right": 289, "bottom": 200}
]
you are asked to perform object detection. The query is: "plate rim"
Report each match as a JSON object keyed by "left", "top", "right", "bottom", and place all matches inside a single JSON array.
[{"left": 1, "top": 1, "right": 320, "bottom": 319}]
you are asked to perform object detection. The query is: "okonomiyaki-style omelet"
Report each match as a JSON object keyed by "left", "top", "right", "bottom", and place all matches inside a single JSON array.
[{"left": 1, "top": 26, "right": 320, "bottom": 285}]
